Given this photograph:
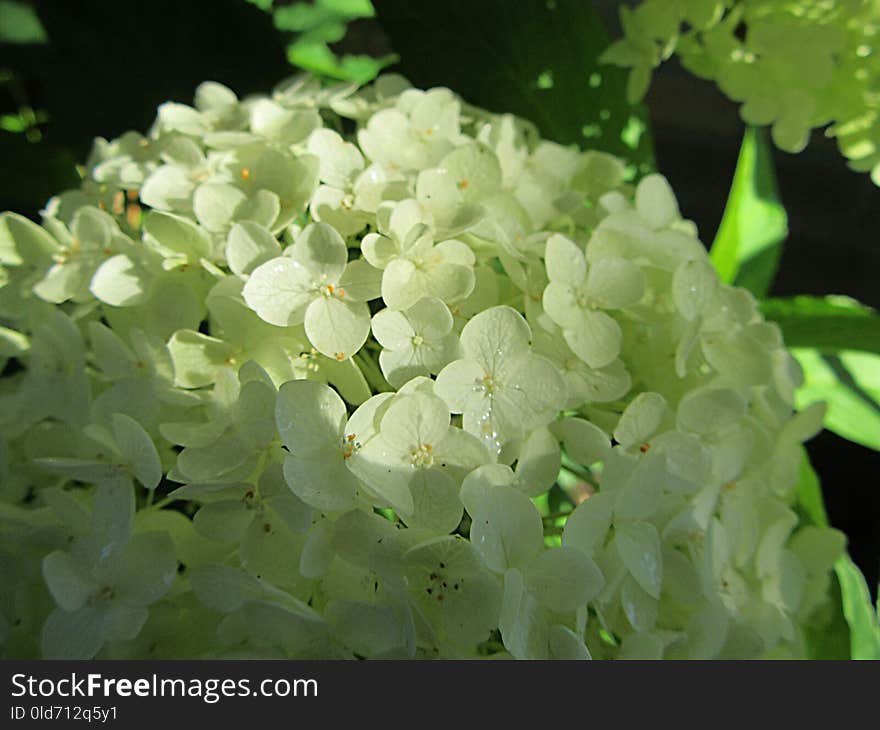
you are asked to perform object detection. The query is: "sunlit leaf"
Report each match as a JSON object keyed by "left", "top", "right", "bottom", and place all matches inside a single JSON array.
[{"left": 710, "top": 126, "right": 787, "bottom": 296}]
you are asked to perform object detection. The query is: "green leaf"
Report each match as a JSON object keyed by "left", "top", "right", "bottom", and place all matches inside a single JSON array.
[
  {"left": 793, "top": 447, "right": 829, "bottom": 528},
  {"left": 710, "top": 126, "right": 787, "bottom": 295},
  {"left": 795, "top": 453, "right": 880, "bottom": 659},
  {"left": 372, "top": 0, "right": 654, "bottom": 165},
  {"left": 791, "top": 348, "right": 880, "bottom": 452},
  {"left": 836, "top": 556, "right": 880, "bottom": 660},
  {"left": 761, "top": 295, "right": 880, "bottom": 355},
  {"left": 0, "top": 0, "right": 48, "bottom": 44},
  {"left": 274, "top": 0, "right": 390, "bottom": 83},
  {"left": 286, "top": 39, "right": 392, "bottom": 83}
]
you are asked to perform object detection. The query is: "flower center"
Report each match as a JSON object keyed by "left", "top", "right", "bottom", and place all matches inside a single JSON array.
[
  {"left": 319, "top": 283, "right": 346, "bottom": 299},
  {"left": 410, "top": 442, "right": 434, "bottom": 468},
  {"left": 476, "top": 373, "right": 496, "bottom": 396},
  {"left": 298, "top": 348, "right": 321, "bottom": 372},
  {"left": 341, "top": 433, "right": 360, "bottom": 460}
]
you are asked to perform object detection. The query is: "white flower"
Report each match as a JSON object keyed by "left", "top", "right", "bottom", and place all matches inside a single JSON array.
[
  {"left": 435, "top": 306, "right": 566, "bottom": 455},
  {"left": 372, "top": 297, "right": 460, "bottom": 387},
  {"left": 361, "top": 199, "right": 475, "bottom": 310},
  {"left": 543, "top": 233, "right": 645, "bottom": 368},
  {"left": 243, "top": 222, "right": 378, "bottom": 360}
]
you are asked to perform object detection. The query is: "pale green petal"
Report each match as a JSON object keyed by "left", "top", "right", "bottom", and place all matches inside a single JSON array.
[
  {"left": 380, "top": 257, "right": 421, "bottom": 310},
  {"left": 252, "top": 100, "right": 320, "bottom": 145},
  {"left": 299, "top": 520, "right": 336, "bottom": 579},
  {"left": 251, "top": 150, "right": 318, "bottom": 216},
  {"left": 320, "top": 355, "right": 372, "bottom": 405},
  {"left": 307, "top": 128, "right": 364, "bottom": 188},
  {"left": 291, "top": 222, "right": 348, "bottom": 284},
  {"left": 615, "top": 521, "right": 663, "bottom": 599},
  {"left": 42, "top": 551, "right": 95, "bottom": 612},
  {"left": 111, "top": 412, "right": 162, "bottom": 490},
  {"left": 114, "top": 531, "right": 177, "bottom": 605},
  {"left": 242, "top": 256, "right": 313, "bottom": 327},
  {"left": 542, "top": 281, "right": 582, "bottom": 329},
  {"left": 563, "top": 309, "right": 621, "bottom": 369},
  {"left": 101, "top": 603, "right": 150, "bottom": 642},
  {"left": 41, "top": 606, "right": 106, "bottom": 659},
  {"left": 361, "top": 232, "right": 398, "bottom": 269},
  {"left": 404, "top": 535, "right": 501, "bottom": 647},
  {"left": 143, "top": 211, "right": 212, "bottom": 260},
  {"left": 326, "top": 600, "right": 409, "bottom": 658},
  {"left": 226, "top": 221, "right": 281, "bottom": 276},
  {"left": 424, "top": 261, "right": 475, "bottom": 304},
  {"left": 562, "top": 491, "right": 614, "bottom": 556},
  {"left": 672, "top": 258, "right": 718, "bottom": 320},
  {"left": 388, "top": 198, "right": 428, "bottom": 242},
  {"left": 499, "top": 567, "right": 548, "bottom": 659},
  {"left": 310, "top": 185, "right": 369, "bottom": 237},
  {"left": 434, "top": 357, "right": 485, "bottom": 413},
  {"left": 635, "top": 174, "right": 679, "bottom": 229},
  {"left": 416, "top": 168, "right": 460, "bottom": 218},
  {"left": 92, "top": 478, "right": 135, "bottom": 560},
  {"left": 544, "top": 234, "right": 586, "bottom": 287},
  {"left": 189, "top": 563, "right": 266, "bottom": 613},
  {"left": 559, "top": 417, "right": 610, "bottom": 467},
  {"left": 193, "top": 183, "right": 247, "bottom": 233},
  {"left": 379, "top": 391, "right": 449, "bottom": 455},
  {"left": 140, "top": 165, "right": 195, "bottom": 211},
  {"left": 677, "top": 387, "right": 747, "bottom": 435},
  {"left": 614, "top": 392, "right": 666, "bottom": 450},
  {"left": 525, "top": 546, "right": 605, "bottom": 612},
  {"left": 460, "top": 305, "right": 531, "bottom": 372},
  {"left": 372, "top": 308, "right": 415, "bottom": 350},
  {"left": 621, "top": 574, "right": 658, "bottom": 631},
  {"left": 549, "top": 624, "right": 592, "bottom": 659},
  {"left": 585, "top": 256, "right": 645, "bottom": 310},
  {"left": 283, "top": 450, "right": 358, "bottom": 512},
  {"left": 238, "top": 189, "right": 282, "bottom": 230},
  {"left": 379, "top": 346, "right": 430, "bottom": 388},
  {"left": 90, "top": 254, "right": 152, "bottom": 306},
  {"left": 460, "top": 481, "right": 542, "bottom": 572},
  {"left": 439, "top": 142, "right": 502, "bottom": 198},
  {"left": 34, "top": 261, "right": 90, "bottom": 304},
  {"left": 0, "top": 211, "right": 57, "bottom": 266},
  {"left": 433, "top": 238, "right": 475, "bottom": 267},
  {"left": 338, "top": 258, "right": 382, "bottom": 302},
  {"left": 240, "top": 516, "right": 306, "bottom": 590},
  {"left": 276, "top": 379, "right": 346, "bottom": 454},
  {"left": 613, "top": 452, "right": 666, "bottom": 521},
  {"left": 304, "top": 296, "right": 370, "bottom": 360},
  {"left": 167, "top": 329, "right": 236, "bottom": 388},
  {"left": 193, "top": 500, "right": 253, "bottom": 543},
  {"left": 514, "top": 427, "right": 561, "bottom": 496},
  {"left": 406, "top": 468, "right": 463, "bottom": 534},
  {"left": 495, "top": 352, "right": 566, "bottom": 432},
  {"left": 406, "top": 296, "right": 454, "bottom": 340},
  {"left": 618, "top": 631, "right": 666, "bottom": 659}
]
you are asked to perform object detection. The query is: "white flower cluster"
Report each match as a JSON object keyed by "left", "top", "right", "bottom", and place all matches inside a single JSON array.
[{"left": 0, "top": 74, "right": 844, "bottom": 659}]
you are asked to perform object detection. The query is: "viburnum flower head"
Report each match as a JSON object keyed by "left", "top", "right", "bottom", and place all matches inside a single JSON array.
[{"left": 0, "top": 72, "right": 842, "bottom": 661}]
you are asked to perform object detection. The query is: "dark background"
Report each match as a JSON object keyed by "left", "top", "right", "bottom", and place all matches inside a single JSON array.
[{"left": 1, "top": 0, "right": 877, "bottom": 596}]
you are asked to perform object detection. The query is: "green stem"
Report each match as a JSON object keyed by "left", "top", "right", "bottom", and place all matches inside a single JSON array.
[
  {"left": 542, "top": 510, "right": 572, "bottom": 522},
  {"left": 355, "top": 352, "right": 392, "bottom": 393}
]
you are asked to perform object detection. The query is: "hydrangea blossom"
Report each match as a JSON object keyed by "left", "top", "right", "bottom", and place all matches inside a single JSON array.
[{"left": 0, "top": 74, "right": 843, "bottom": 660}]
